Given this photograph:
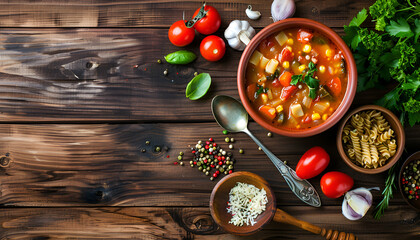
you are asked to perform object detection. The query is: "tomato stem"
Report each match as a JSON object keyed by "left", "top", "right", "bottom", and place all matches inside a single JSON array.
[{"left": 186, "top": 2, "right": 208, "bottom": 28}]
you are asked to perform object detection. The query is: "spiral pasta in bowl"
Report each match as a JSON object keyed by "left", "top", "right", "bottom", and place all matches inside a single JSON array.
[{"left": 337, "top": 105, "right": 405, "bottom": 174}]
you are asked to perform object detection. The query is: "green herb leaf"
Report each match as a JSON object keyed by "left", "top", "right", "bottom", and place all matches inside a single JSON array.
[
  {"left": 185, "top": 73, "right": 211, "bottom": 100},
  {"left": 165, "top": 50, "right": 197, "bottom": 65},
  {"left": 414, "top": 18, "right": 420, "bottom": 42},
  {"left": 255, "top": 85, "right": 268, "bottom": 97},
  {"left": 385, "top": 18, "right": 414, "bottom": 38},
  {"left": 305, "top": 76, "right": 320, "bottom": 99},
  {"left": 349, "top": 8, "right": 368, "bottom": 27},
  {"left": 290, "top": 75, "right": 301, "bottom": 85}
]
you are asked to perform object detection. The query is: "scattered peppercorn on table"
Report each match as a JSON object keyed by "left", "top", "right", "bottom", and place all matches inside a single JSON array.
[{"left": 0, "top": 0, "right": 418, "bottom": 239}]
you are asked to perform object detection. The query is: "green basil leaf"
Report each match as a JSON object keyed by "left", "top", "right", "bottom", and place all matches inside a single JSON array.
[
  {"left": 290, "top": 75, "right": 302, "bottom": 85},
  {"left": 165, "top": 50, "right": 197, "bottom": 64},
  {"left": 185, "top": 73, "right": 211, "bottom": 100}
]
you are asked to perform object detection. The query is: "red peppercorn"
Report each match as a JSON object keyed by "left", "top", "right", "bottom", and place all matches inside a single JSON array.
[
  {"left": 213, "top": 173, "right": 218, "bottom": 178},
  {"left": 206, "top": 141, "right": 210, "bottom": 145},
  {"left": 217, "top": 156, "right": 221, "bottom": 161},
  {"left": 205, "top": 145, "right": 209, "bottom": 149},
  {"left": 192, "top": 150, "right": 196, "bottom": 154},
  {"left": 416, "top": 186, "right": 419, "bottom": 190},
  {"left": 173, "top": 162, "right": 178, "bottom": 165},
  {"left": 209, "top": 138, "right": 213, "bottom": 142},
  {"left": 211, "top": 164, "right": 215, "bottom": 168},
  {"left": 218, "top": 161, "right": 223, "bottom": 165},
  {"left": 417, "top": 195, "right": 419, "bottom": 199},
  {"left": 193, "top": 161, "right": 197, "bottom": 165},
  {"left": 204, "top": 159, "right": 208, "bottom": 163},
  {"left": 216, "top": 170, "right": 220, "bottom": 174},
  {"left": 222, "top": 156, "right": 225, "bottom": 160},
  {"left": 409, "top": 190, "right": 414, "bottom": 195},
  {"left": 229, "top": 170, "right": 233, "bottom": 174},
  {"left": 213, "top": 143, "right": 217, "bottom": 147}
]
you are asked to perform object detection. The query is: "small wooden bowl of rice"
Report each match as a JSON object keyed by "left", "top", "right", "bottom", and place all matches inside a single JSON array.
[{"left": 337, "top": 105, "right": 405, "bottom": 174}]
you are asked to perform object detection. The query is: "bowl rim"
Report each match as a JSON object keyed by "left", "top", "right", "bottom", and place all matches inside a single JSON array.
[
  {"left": 237, "top": 18, "right": 357, "bottom": 137},
  {"left": 398, "top": 151, "right": 420, "bottom": 211},
  {"left": 336, "top": 105, "right": 405, "bottom": 174}
]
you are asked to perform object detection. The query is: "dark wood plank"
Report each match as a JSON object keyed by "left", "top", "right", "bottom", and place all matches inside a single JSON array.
[
  {"left": 0, "top": 28, "right": 393, "bottom": 122},
  {"left": 0, "top": 206, "right": 417, "bottom": 239},
  {"left": 0, "top": 123, "right": 418, "bottom": 206},
  {"left": 0, "top": 0, "right": 375, "bottom": 28}
]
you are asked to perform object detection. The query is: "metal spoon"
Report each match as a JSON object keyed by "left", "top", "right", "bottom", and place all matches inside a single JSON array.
[{"left": 211, "top": 95, "right": 321, "bottom": 207}]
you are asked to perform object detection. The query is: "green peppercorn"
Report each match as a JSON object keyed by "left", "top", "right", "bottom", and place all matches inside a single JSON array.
[
  {"left": 163, "top": 69, "right": 168, "bottom": 76},
  {"left": 180, "top": 162, "right": 184, "bottom": 166},
  {"left": 229, "top": 144, "right": 233, "bottom": 149},
  {"left": 258, "top": 147, "right": 262, "bottom": 151},
  {"left": 202, "top": 169, "right": 206, "bottom": 173},
  {"left": 155, "top": 146, "right": 161, "bottom": 152},
  {"left": 177, "top": 156, "right": 182, "bottom": 161},
  {"left": 225, "top": 137, "right": 230, "bottom": 143},
  {"left": 205, "top": 171, "right": 209, "bottom": 176},
  {"left": 220, "top": 168, "right": 225, "bottom": 173},
  {"left": 223, "top": 130, "right": 228, "bottom": 135},
  {"left": 239, "top": 148, "right": 244, "bottom": 154},
  {"left": 230, "top": 138, "right": 235, "bottom": 143},
  {"left": 179, "top": 151, "right": 184, "bottom": 156},
  {"left": 210, "top": 177, "right": 214, "bottom": 181},
  {"left": 194, "top": 72, "right": 198, "bottom": 76},
  {"left": 190, "top": 164, "right": 194, "bottom": 167},
  {"left": 145, "top": 141, "right": 150, "bottom": 145},
  {"left": 198, "top": 166, "right": 203, "bottom": 171},
  {"left": 206, "top": 167, "right": 210, "bottom": 171},
  {"left": 228, "top": 165, "right": 233, "bottom": 170},
  {"left": 157, "top": 59, "right": 162, "bottom": 64},
  {"left": 284, "top": 161, "right": 287, "bottom": 165},
  {"left": 141, "top": 149, "right": 146, "bottom": 153},
  {"left": 267, "top": 132, "right": 272, "bottom": 137}
]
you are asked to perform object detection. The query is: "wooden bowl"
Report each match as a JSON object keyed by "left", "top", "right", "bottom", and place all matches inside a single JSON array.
[
  {"left": 399, "top": 151, "right": 420, "bottom": 211},
  {"left": 237, "top": 18, "right": 357, "bottom": 137},
  {"left": 336, "top": 105, "right": 405, "bottom": 174},
  {"left": 209, "top": 171, "right": 276, "bottom": 236}
]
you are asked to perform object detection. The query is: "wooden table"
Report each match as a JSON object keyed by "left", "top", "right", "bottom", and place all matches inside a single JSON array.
[{"left": 0, "top": 0, "right": 418, "bottom": 239}]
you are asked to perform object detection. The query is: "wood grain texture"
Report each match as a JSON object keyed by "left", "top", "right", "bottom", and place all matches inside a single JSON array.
[
  {"left": 0, "top": 123, "right": 418, "bottom": 206},
  {"left": 0, "top": 206, "right": 418, "bottom": 239},
  {"left": 0, "top": 0, "right": 375, "bottom": 28},
  {"left": 0, "top": 28, "right": 391, "bottom": 122}
]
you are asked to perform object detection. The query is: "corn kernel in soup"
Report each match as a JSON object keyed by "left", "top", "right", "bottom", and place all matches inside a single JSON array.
[{"left": 245, "top": 28, "right": 347, "bottom": 130}]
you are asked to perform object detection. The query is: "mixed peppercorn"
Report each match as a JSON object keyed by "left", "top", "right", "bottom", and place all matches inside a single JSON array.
[
  {"left": 401, "top": 159, "right": 420, "bottom": 200},
  {"left": 175, "top": 137, "right": 235, "bottom": 181}
]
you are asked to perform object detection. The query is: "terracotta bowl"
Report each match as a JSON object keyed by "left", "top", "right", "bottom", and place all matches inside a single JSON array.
[
  {"left": 237, "top": 18, "right": 357, "bottom": 137},
  {"left": 209, "top": 171, "right": 276, "bottom": 236},
  {"left": 336, "top": 105, "right": 405, "bottom": 174},
  {"left": 399, "top": 151, "right": 420, "bottom": 211}
]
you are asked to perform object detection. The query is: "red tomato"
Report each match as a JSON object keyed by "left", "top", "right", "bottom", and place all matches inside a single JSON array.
[
  {"left": 297, "top": 29, "right": 314, "bottom": 44},
  {"left": 272, "top": 79, "right": 282, "bottom": 88},
  {"left": 279, "top": 71, "right": 292, "bottom": 87},
  {"left": 279, "top": 47, "right": 293, "bottom": 63},
  {"left": 280, "top": 85, "right": 297, "bottom": 101},
  {"left": 320, "top": 171, "right": 354, "bottom": 198},
  {"left": 327, "top": 77, "right": 342, "bottom": 96},
  {"left": 296, "top": 146, "right": 330, "bottom": 179},
  {"left": 302, "top": 115, "right": 312, "bottom": 124},
  {"left": 192, "top": 5, "right": 221, "bottom": 35},
  {"left": 168, "top": 20, "right": 195, "bottom": 47},
  {"left": 200, "top": 35, "right": 225, "bottom": 61}
]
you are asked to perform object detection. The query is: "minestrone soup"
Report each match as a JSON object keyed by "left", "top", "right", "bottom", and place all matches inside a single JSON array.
[{"left": 245, "top": 28, "right": 347, "bottom": 130}]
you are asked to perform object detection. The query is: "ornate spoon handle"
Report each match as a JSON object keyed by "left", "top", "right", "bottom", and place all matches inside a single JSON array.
[{"left": 242, "top": 128, "right": 321, "bottom": 207}]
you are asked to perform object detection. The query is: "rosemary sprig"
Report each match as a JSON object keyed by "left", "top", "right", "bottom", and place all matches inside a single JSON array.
[{"left": 373, "top": 163, "right": 398, "bottom": 219}]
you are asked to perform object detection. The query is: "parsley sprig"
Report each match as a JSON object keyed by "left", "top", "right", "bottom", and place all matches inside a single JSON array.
[
  {"left": 290, "top": 62, "right": 320, "bottom": 99},
  {"left": 343, "top": 0, "right": 420, "bottom": 127}
]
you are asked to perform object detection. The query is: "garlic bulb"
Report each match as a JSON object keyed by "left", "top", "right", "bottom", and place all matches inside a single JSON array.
[
  {"left": 224, "top": 20, "right": 256, "bottom": 51},
  {"left": 342, "top": 187, "right": 379, "bottom": 220},
  {"left": 245, "top": 5, "right": 261, "bottom": 20},
  {"left": 271, "top": 0, "right": 296, "bottom": 22}
]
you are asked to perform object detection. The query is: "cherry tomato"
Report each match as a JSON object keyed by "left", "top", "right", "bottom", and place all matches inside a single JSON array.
[
  {"left": 280, "top": 85, "right": 297, "bottom": 101},
  {"left": 272, "top": 79, "right": 282, "bottom": 88},
  {"left": 200, "top": 35, "right": 225, "bottom": 62},
  {"left": 192, "top": 5, "right": 221, "bottom": 35},
  {"left": 327, "top": 77, "right": 342, "bottom": 96},
  {"left": 296, "top": 146, "right": 330, "bottom": 179},
  {"left": 168, "top": 20, "right": 195, "bottom": 47},
  {"left": 279, "top": 47, "right": 293, "bottom": 63},
  {"left": 320, "top": 171, "right": 354, "bottom": 198},
  {"left": 297, "top": 29, "right": 314, "bottom": 44}
]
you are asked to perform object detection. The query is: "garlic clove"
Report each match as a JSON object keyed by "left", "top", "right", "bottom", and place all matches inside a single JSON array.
[
  {"left": 245, "top": 5, "right": 261, "bottom": 20},
  {"left": 341, "top": 187, "right": 377, "bottom": 221}
]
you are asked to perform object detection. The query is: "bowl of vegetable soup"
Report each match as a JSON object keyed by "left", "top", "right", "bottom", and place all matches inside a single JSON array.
[{"left": 237, "top": 18, "right": 357, "bottom": 137}]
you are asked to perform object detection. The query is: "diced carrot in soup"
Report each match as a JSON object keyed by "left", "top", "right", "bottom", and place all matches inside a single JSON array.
[{"left": 245, "top": 28, "right": 347, "bottom": 130}]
